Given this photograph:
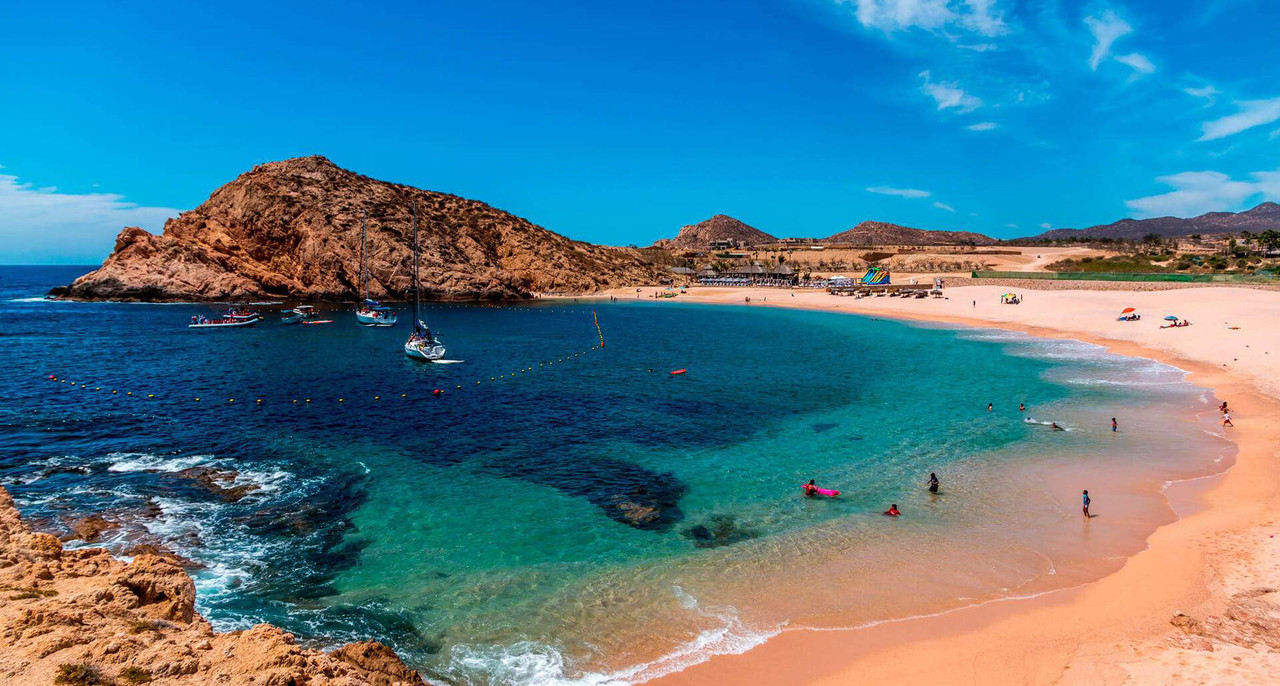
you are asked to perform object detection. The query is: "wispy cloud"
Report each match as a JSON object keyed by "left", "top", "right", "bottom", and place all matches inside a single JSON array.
[
  {"left": 1198, "top": 98, "right": 1280, "bottom": 141},
  {"left": 0, "top": 167, "right": 179, "bottom": 264},
  {"left": 1125, "top": 169, "right": 1280, "bottom": 217},
  {"left": 1183, "top": 84, "right": 1220, "bottom": 106},
  {"left": 919, "top": 70, "right": 982, "bottom": 112},
  {"left": 1039, "top": 221, "right": 1053, "bottom": 229},
  {"left": 1114, "top": 52, "right": 1154, "bottom": 75},
  {"left": 1085, "top": 10, "right": 1132, "bottom": 71},
  {"left": 933, "top": 201, "right": 956, "bottom": 212},
  {"left": 1004, "top": 223, "right": 1018, "bottom": 229},
  {"left": 839, "top": 0, "right": 1008, "bottom": 37},
  {"left": 966, "top": 121, "right": 998, "bottom": 131},
  {"left": 867, "top": 185, "right": 932, "bottom": 198}
]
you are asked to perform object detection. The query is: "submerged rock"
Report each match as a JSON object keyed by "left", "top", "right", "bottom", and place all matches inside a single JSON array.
[
  {"left": 175, "top": 466, "right": 261, "bottom": 502},
  {"left": 682, "top": 514, "right": 761, "bottom": 548},
  {"left": 59, "top": 514, "right": 119, "bottom": 543}
]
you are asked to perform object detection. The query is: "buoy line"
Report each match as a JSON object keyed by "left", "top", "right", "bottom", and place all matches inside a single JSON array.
[{"left": 42, "top": 344, "right": 606, "bottom": 407}]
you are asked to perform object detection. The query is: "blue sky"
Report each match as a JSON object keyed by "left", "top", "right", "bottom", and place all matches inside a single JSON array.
[{"left": 2, "top": 0, "right": 1279, "bottom": 263}]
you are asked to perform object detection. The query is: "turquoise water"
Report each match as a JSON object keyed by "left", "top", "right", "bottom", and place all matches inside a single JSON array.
[{"left": 0, "top": 267, "right": 1232, "bottom": 685}]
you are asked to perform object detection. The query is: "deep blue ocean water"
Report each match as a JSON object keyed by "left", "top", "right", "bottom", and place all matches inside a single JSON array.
[{"left": 0, "top": 266, "right": 1231, "bottom": 685}]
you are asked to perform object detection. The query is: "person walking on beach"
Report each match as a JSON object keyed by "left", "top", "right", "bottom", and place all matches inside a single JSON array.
[
  {"left": 1220, "top": 401, "right": 1229, "bottom": 414},
  {"left": 1082, "top": 490, "right": 1091, "bottom": 517},
  {"left": 927, "top": 472, "right": 939, "bottom": 494},
  {"left": 1222, "top": 411, "right": 1234, "bottom": 428},
  {"left": 1111, "top": 417, "right": 1118, "bottom": 432}
]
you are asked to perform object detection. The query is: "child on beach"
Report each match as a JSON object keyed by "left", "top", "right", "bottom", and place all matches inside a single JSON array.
[
  {"left": 1111, "top": 417, "right": 1118, "bottom": 432},
  {"left": 927, "top": 473, "right": 939, "bottom": 494},
  {"left": 883, "top": 504, "right": 901, "bottom": 517},
  {"left": 1222, "top": 412, "right": 1234, "bottom": 427},
  {"left": 1082, "top": 490, "right": 1091, "bottom": 517}
]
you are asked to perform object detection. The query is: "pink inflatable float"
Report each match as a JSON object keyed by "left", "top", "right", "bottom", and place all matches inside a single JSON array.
[{"left": 802, "top": 484, "right": 840, "bottom": 497}]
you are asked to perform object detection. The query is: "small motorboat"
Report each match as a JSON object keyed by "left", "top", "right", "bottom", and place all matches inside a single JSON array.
[
  {"left": 282, "top": 305, "right": 329, "bottom": 325},
  {"left": 222, "top": 306, "right": 262, "bottom": 322},
  {"left": 189, "top": 314, "right": 259, "bottom": 329}
]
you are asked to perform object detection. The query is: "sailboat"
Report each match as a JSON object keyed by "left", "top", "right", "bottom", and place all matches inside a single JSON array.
[
  {"left": 404, "top": 202, "right": 446, "bottom": 361},
  {"left": 355, "top": 210, "right": 398, "bottom": 327}
]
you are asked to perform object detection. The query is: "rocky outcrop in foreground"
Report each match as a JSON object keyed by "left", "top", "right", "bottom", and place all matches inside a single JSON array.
[
  {"left": 54, "top": 156, "right": 665, "bottom": 301},
  {"left": 0, "top": 486, "right": 426, "bottom": 685}
]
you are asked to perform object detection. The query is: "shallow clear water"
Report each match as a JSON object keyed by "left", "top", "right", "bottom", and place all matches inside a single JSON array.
[{"left": 0, "top": 266, "right": 1233, "bottom": 685}]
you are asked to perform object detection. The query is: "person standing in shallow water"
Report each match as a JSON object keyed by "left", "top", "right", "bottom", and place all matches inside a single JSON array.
[
  {"left": 927, "top": 472, "right": 939, "bottom": 494},
  {"left": 1111, "top": 417, "right": 1118, "bottom": 432},
  {"left": 987, "top": 402, "right": 993, "bottom": 412},
  {"left": 1082, "top": 490, "right": 1091, "bottom": 517}
]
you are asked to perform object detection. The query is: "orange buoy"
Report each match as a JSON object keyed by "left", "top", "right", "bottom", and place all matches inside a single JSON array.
[{"left": 670, "top": 369, "right": 687, "bottom": 375}]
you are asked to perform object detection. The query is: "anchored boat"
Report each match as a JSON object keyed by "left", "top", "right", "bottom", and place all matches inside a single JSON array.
[
  {"left": 282, "top": 305, "right": 331, "bottom": 325},
  {"left": 355, "top": 211, "right": 398, "bottom": 327},
  {"left": 404, "top": 203, "right": 446, "bottom": 361},
  {"left": 188, "top": 314, "right": 259, "bottom": 329}
]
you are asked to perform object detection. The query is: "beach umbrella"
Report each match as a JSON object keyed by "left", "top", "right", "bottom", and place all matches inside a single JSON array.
[
  {"left": 1164, "top": 315, "right": 1179, "bottom": 321},
  {"left": 1122, "top": 307, "right": 1135, "bottom": 313}
]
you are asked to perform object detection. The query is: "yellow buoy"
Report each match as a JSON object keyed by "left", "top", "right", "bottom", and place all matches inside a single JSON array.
[
  {"left": 375, "top": 396, "right": 380, "bottom": 400},
  {"left": 338, "top": 398, "right": 344, "bottom": 402},
  {"left": 256, "top": 399, "right": 262, "bottom": 404},
  {"left": 305, "top": 398, "right": 311, "bottom": 403},
  {"left": 127, "top": 392, "right": 133, "bottom": 396},
  {"left": 195, "top": 398, "right": 201, "bottom": 402},
  {"left": 229, "top": 398, "right": 234, "bottom": 403},
  {"left": 147, "top": 394, "right": 155, "bottom": 398},
  {"left": 112, "top": 390, "right": 117, "bottom": 394}
]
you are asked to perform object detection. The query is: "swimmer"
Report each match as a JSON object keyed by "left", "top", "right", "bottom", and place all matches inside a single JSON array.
[
  {"left": 1050, "top": 422, "right": 1065, "bottom": 431},
  {"left": 883, "top": 504, "right": 901, "bottom": 517},
  {"left": 803, "top": 479, "right": 818, "bottom": 497},
  {"left": 1019, "top": 402, "right": 1026, "bottom": 412},
  {"left": 1082, "top": 490, "right": 1091, "bottom": 517},
  {"left": 987, "top": 402, "right": 993, "bottom": 412},
  {"left": 927, "top": 472, "right": 939, "bottom": 494}
]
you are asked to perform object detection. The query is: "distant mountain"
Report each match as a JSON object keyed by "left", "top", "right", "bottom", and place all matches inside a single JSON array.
[
  {"left": 658, "top": 214, "right": 776, "bottom": 249},
  {"left": 823, "top": 220, "right": 996, "bottom": 246},
  {"left": 1027, "top": 202, "right": 1280, "bottom": 241}
]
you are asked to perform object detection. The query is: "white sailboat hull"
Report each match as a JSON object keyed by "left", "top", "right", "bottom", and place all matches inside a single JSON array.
[
  {"left": 404, "top": 340, "right": 446, "bottom": 361},
  {"left": 356, "top": 311, "right": 398, "bottom": 326}
]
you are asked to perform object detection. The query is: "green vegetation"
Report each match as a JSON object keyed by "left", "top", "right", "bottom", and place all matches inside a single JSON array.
[
  {"left": 118, "top": 667, "right": 152, "bottom": 685},
  {"left": 1047, "top": 254, "right": 1175, "bottom": 273},
  {"left": 127, "top": 619, "right": 163, "bottom": 635},
  {"left": 55, "top": 664, "right": 114, "bottom": 686},
  {"left": 1, "top": 584, "right": 58, "bottom": 600}
]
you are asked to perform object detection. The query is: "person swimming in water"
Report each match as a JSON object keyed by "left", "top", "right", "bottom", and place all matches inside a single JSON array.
[
  {"left": 1050, "top": 422, "right": 1064, "bottom": 431},
  {"left": 987, "top": 402, "right": 993, "bottom": 412},
  {"left": 1082, "top": 490, "right": 1091, "bottom": 517},
  {"left": 803, "top": 479, "right": 818, "bottom": 497},
  {"left": 883, "top": 504, "right": 901, "bottom": 516},
  {"left": 927, "top": 472, "right": 939, "bottom": 494},
  {"left": 1019, "top": 402, "right": 1026, "bottom": 412}
]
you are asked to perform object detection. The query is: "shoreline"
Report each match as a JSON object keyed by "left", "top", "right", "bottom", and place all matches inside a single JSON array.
[{"left": 604, "top": 284, "right": 1280, "bottom": 685}]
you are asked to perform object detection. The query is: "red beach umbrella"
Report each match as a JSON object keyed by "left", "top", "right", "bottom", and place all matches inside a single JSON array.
[{"left": 1121, "top": 307, "right": 1135, "bottom": 313}]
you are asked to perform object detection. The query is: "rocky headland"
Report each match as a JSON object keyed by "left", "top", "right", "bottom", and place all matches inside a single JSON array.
[{"left": 52, "top": 156, "right": 665, "bottom": 302}]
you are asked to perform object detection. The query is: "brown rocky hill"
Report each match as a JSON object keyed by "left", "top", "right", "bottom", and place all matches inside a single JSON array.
[
  {"left": 54, "top": 156, "right": 665, "bottom": 301},
  {"left": 1027, "top": 202, "right": 1280, "bottom": 241},
  {"left": 823, "top": 220, "right": 996, "bottom": 245},
  {"left": 0, "top": 486, "right": 429, "bottom": 685},
  {"left": 659, "top": 214, "right": 776, "bottom": 249}
]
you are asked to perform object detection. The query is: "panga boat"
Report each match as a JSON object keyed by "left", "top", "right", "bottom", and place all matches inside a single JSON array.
[
  {"left": 223, "top": 307, "right": 262, "bottom": 322},
  {"left": 355, "top": 211, "right": 398, "bottom": 327},
  {"left": 282, "top": 305, "right": 331, "bottom": 325},
  {"left": 404, "top": 203, "right": 446, "bottom": 361},
  {"left": 189, "top": 314, "right": 259, "bottom": 329}
]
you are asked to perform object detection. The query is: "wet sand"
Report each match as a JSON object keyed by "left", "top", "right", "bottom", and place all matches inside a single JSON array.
[{"left": 597, "top": 285, "right": 1280, "bottom": 685}]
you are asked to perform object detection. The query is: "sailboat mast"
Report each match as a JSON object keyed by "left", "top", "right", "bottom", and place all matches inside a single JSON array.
[
  {"left": 412, "top": 202, "right": 419, "bottom": 330},
  {"left": 360, "top": 210, "right": 368, "bottom": 301}
]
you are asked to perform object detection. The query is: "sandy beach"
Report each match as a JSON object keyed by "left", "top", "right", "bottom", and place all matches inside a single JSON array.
[{"left": 598, "top": 284, "right": 1280, "bottom": 685}]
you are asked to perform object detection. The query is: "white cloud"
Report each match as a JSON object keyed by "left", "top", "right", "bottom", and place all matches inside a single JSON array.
[
  {"left": 933, "top": 201, "right": 957, "bottom": 212},
  {"left": 919, "top": 70, "right": 982, "bottom": 113},
  {"left": 1039, "top": 222, "right": 1053, "bottom": 229},
  {"left": 839, "top": 0, "right": 1007, "bottom": 37},
  {"left": 1084, "top": 10, "right": 1133, "bottom": 70},
  {"left": 1114, "top": 52, "right": 1154, "bottom": 74},
  {"left": 1183, "top": 84, "right": 1220, "bottom": 106},
  {"left": 967, "top": 121, "right": 998, "bottom": 131},
  {"left": 1004, "top": 223, "right": 1018, "bottom": 228},
  {"left": 1125, "top": 169, "right": 1280, "bottom": 217},
  {"left": 867, "top": 185, "right": 932, "bottom": 198},
  {"left": 0, "top": 168, "right": 180, "bottom": 264},
  {"left": 1198, "top": 98, "right": 1280, "bottom": 141}
]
